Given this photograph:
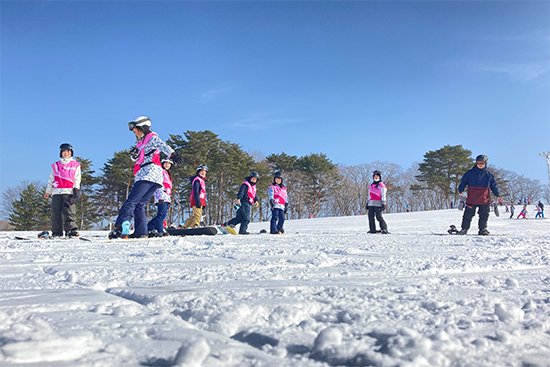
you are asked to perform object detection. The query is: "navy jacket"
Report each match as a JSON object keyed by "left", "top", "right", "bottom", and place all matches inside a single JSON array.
[{"left": 458, "top": 165, "right": 499, "bottom": 205}]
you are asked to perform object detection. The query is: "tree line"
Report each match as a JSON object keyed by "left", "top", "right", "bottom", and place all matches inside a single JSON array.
[{"left": 2, "top": 133, "right": 548, "bottom": 231}]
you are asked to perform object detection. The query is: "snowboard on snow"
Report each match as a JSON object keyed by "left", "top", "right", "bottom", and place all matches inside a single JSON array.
[
  {"left": 167, "top": 226, "right": 218, "bottom": 236},
  {"left": 431, "top": 225, "right": 506, "bottom": 236}
]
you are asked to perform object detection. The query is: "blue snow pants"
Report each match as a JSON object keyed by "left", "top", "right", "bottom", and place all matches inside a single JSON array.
[
  {"left": 148, "top": 201, "right": 170, "bottom": 234},
  {"left": 115, "top": 180, "right": 161, "bottom": 237},
  {"left": 227, "top": 202, "right": 252, "bottom": 234},
  {"left": 270, "top": 208, "right": 285, "bottom": 234}
]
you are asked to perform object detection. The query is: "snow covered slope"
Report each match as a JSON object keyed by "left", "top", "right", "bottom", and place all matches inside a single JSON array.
[{"left": 1, "top": 208, "right": 549, "bottom": 366}]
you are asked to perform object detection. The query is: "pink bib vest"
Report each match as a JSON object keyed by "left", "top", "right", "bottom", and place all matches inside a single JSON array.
[
  {"left": 243, "top": 181, "right": 257, "bottom": 204},
  {"left": 271, "top": 185, "right": 287, "bottom": 205},
  {"left": 162, "top": 170, "right": 173, "bottom": 196},
  {"left": 133, "top": 132, "right": 162, "bottom": 175},
  {"left": 52, "top": 160, "right": 80, "bottom": 189},
  {"left": 190, "top": 176, "right": 207, "bottom": 207},
  {"left": 369, "top": 181, "right": 386, "bottom": 201}
]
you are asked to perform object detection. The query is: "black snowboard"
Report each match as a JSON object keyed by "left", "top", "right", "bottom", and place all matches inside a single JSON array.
[{"left": 167, "top": 226, "right": 218, "bottom": 236}]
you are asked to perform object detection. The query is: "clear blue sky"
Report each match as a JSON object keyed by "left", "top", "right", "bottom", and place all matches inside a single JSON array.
[{"left": 1, "top": 0, "right": 549, "bottom": 193}]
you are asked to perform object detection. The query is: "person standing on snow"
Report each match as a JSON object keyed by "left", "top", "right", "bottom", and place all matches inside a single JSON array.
[
  {"left": 366, "top": 170, "right": 389, "bottom": 234},
  {"left": 267, "top": 171, "right": 288, "bottom": 234},
  {"left": 44, "top": 143, "right": 81, "bottom": 237},
  {"left": 109, "top": 116, "right": 181, "bottom": 239},
  {"left": 147, "top": 158, "right": 174, "bottom": 237},
  {"left": 509, "top": 203, "right": 515, "bottom": 219},
  {"left": 224, "top": 171, "right": 260, "bottom": 234},
  {"left": 183, "top": 164, "right": 208, "bottom": 229},
  {"left": 535, "top": 201, "right": 544, "bottom": 219},
  {"left": 457, "top": 154, "right": 501, "bottom": 235}
]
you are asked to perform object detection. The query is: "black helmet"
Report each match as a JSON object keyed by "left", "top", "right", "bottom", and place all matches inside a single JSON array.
[
  {"left": 59, "top": 143, "right": 74, "bottom": 157},
  {"left": 249, "top": 171, "right": 260, "bottom": 179},
  {"left": 273, "top": 171, "right": 283, "bottom": 179},
  {"left": 196, "top": 164, "right": 208, "bottom": 172},
  {"left": 373, "top": 170, "right": 382, "bottom": 178},
  {"left": 476, "top": 154, "right": 488, "bottom": 163}
]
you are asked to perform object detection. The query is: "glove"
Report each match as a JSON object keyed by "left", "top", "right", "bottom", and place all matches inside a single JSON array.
[
  {"left": 381, "top": 204, "right": 386, "bottom": 211},
  {"left": 269, "top": 199, "right": 275, "bottom": 209},
  {"left": 365, "top": 205, "right": 369, "bottom": 210},
  {"left": 195, "top": 205, "right": 202, "bottom": 209},
  {"left": 170, "top": 152, "right": 182, "bottom": 165},
  {"left": 67, "top": 188, "right": 80, "bottom": 206},
  {"left": 129, "top": 147, "right": 139, "bottom": 160},
  {"left": 284, "top": 203, "right": 288, "bottom": 214}
]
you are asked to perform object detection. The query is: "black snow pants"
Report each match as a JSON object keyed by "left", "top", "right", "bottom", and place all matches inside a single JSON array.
[
  {"left": 227, "top": 202, "right": 252, "bottom": 234},
  {"left": 461, "top": 204, "right": 490, "bottom": 232},
  {"left": 51, "top": 194, "right": 77, "bottom": 236},
  {"left": 368, "top": 206, "right": 388, "bottom": 233}
]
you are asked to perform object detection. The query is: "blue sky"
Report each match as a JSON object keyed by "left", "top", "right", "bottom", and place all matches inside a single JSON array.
[{"left": 1, "top": 0, "right": 549, "bottom": 193}]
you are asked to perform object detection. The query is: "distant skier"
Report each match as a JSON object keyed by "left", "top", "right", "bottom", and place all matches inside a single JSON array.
[
  {"left": 183, "top": 164, "right": 208, "bottom": 229},
  {"left": 147, "top": 158, "right": 174, "bottom": 237},
  {"left": 535, "top": 201, "right": 544, "bottom": 219},
  {"left": 457, "top": 154, "right": 501, "bottom": 235},
  {"left": 44, "top": 143, "right": 81, "bottom": 237},
  {"left": 366, "top": 170, "right": 389, "bottom": 234},
  {"left": 109, "top": 116, "right": 181, "bottom": 239},
  {"left": 267, "top": 171, "right": 288, "bottom": 234},
  {"left": 517, "top": 204, "right": 528, "bottom": 219},
  {"left": 509, "top": 203, "right": 515, "bottom": 219},
  {"left": 224, "top": 171, "right": 260, "bottom": 234}
]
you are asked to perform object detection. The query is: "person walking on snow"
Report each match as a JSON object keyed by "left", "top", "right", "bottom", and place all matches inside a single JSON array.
[
  {"left": 183, "top": 164, "right": 208, "bottom": 229},
  {"left": 267, "top": 171, "right": 288, "bottom": 234},
  {"left": 147, "top": 159, "right": 174, "bottom": 237},
  {"left": 109, "top": 116, "right": 181, "bottom": 239},
  {"left": 517, "top": 204, "right": 528, "bottom": 219},
  {"left": 509, "top": 203, "right": 515, "bottom": 219},
  {"left": 366, "top": 170, "right": 389, "bottom": 234},
  {"left": 535, "top": 201, "right": 544, "bottom": 219},
  {"left": 44, "top": 143, "right": 81, "bottom": 237},
  {"left": 224, "top": 171, "right": 260, "bottom": 234},
  {"left": 457, "top": 154, "right": 502, "bottom": 235}
]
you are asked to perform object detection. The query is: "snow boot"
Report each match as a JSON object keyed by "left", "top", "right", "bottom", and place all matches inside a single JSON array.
[
  {"left": 458, "top": 229, "right": 468, "bottom": 235},
  {"left": 38, "top": 231, "right": 51, "bottom": 239},
  {"left": 380, "top": 229, "right": 390, "bottom": 234},
  {"left": 67, "top": 229, "right": 80, "bottom": 238},
  {"left": 478, "top": 229, "right": 490, "bottom": 236}
]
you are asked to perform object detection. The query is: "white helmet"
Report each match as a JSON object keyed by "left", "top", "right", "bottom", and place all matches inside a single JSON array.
[{"left": 128, "top": 116, "right": 151, "bottom": 131}]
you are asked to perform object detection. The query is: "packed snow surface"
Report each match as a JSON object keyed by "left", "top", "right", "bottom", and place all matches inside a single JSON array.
[{"left": 1, "top": 208, "right": 549, "bottom": 366}]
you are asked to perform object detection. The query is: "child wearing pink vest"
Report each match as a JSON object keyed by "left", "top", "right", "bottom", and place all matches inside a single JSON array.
[
  {"left": 183, "top": 164, "right": 208, "bottom": 228},
  {"left": 44, "top": 143, "right": 81, "bottom": 237},
  {"left": 267, "top": 171, "right": 288, "bottom": 234},
  {"left": 366, "top": 170, "right": 389, "bottom": 234}
]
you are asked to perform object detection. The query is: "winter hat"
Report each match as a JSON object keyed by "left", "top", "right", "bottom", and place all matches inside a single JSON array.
[
  {"left": 162, "top": 158, "right": 173, "bottom": 169},
  {"left": 59, "top": 143, "right": 74, "bottom": 157}
]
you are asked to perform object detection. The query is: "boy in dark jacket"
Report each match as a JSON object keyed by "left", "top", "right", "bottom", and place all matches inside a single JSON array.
[{"left": 457, "top": 154, "right": 501, "bottom": 235}]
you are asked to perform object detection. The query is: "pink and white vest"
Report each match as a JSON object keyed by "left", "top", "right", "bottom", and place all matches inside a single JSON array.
[
  {"left": 162, "top": 170, "right": 173, "bottom": 197},
  {"left": 270, "top": 184, "right": 287, "bottom": 205},
  {"left": 52, "top": 160, "right": 80, "bottom": 189},
  {"left": 243, "top": 180, "right": 257, "bottom": 204},
  {"left": 133, "top": 132, "right": 162, "bottom": 175},
  {"left": 190, "top": 175, "right": 207, "bottom": 207}
]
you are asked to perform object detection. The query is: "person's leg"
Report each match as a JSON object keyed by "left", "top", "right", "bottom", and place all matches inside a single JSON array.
[
  {"left": 239, "top": 202, "right": 251, "bottom": 234},
  {"left": 277, "top": 208, "right": 285, "bottom": 232},
  {"left": 367, "top": 207, "right": 376, "bottom": 232},
  {"left": 50, "top": 195, "right": 64, "bottom": 236},
  {"left": 62, "top": 195, "right": 78, "bottom": 235},
  {"left": 227, "top": 206, "right": 244, "bottom": 227},
  {"left": 460, "top": 205, "right": 476, "bottom": 232},
  {"left": 477, "top": 205, "right": 490, "bottom": 233},
  {"left": 155, "top": 202, "right": 169, "bottom": 233},
  {"left": 375, "top": 207, "right": 388, "bottom": 232},
  {"left": 115, "top": 181, "right": 155, "bottom": 228},
  {"left": 270, "top": 208, "right": 278, "bottom": 233},
  {"left": 132, "top": 182, "right": 162, "bottom": 237}
]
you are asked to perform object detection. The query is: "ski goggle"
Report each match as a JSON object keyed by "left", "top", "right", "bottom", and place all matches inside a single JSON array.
[{"left": 128, "top": 117, "right": 151, "bottom": 131}]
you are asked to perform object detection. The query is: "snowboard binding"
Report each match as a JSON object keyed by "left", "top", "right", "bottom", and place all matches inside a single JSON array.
[{"left": 447, "top": 225, "right": 459, "bottom": 235}]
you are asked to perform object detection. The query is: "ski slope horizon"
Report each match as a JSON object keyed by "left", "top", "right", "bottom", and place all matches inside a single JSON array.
[{"left": 1, "top": 208, "right": 549, "bottom": 366}]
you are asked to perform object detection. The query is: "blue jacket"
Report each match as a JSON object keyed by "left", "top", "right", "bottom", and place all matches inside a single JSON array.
[{"left": 458, "top": 165, "right": 499, "bottom": 205}]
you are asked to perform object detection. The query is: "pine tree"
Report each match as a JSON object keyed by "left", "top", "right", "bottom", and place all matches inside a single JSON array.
[
  {"left": 8, "top": 183, "right": 50, "bottom": 230},
  {"left": 415, "top": 145, "right": 473, "bottom": 207},
  {"left": 74, "top": 157, "right": 100, "bottom": 229}
]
